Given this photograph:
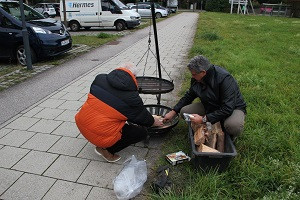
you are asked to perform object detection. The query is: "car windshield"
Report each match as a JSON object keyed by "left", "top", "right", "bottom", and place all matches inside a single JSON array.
[
  {"left": 112, "top": 0, "right": 129, "bottom": 10},
  {"left": 0, "top": 2, "right": 44, "bottom": 21}
]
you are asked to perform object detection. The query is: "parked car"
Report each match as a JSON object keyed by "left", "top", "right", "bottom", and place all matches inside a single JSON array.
[
  {"left": 0, "top": 1, "right": 72, "bottom": 65},
  {"left": 137, "top": 2, "right": 171, "bottom": 14},
  {"left": 129, "top": 4, "right": 168, "bottom": 18},
  {"left": 33, "top": 3, "right": 56, "bottom": 18}
]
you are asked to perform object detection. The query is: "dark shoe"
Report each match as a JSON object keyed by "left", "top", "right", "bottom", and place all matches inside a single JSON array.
[{"left": 95, "top": 147, "right": 121, "bottom": 163}]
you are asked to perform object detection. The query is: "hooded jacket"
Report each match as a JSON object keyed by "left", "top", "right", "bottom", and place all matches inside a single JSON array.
[
  {"left": 173, "top": 65, "right": 246, "bottom": 124},
  {"left": 75, "top": 68, "right": 154, "bottom": 148}
]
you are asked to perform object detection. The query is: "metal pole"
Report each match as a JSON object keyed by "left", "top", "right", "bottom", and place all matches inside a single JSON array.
[
  {"left": 19, "top": 0, "right": 32, "bottom": 70},
  {"left": 151, "top": 2, "right": 162, "bottom": 79},
  {"left": 62, "top": 0, "right": 67, "bottom": 27},
  {"left": 151, "top": 2, "right": 162, "bottom": 105}
]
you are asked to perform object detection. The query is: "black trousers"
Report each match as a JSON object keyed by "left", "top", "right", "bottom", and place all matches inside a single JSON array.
[{"left": 106, "top": 123, "right": 148, "bottom": 154}]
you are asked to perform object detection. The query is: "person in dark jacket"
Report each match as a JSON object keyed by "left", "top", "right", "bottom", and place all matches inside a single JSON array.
[
  {"left": 164, "top": 55, "right": 246, "bottom": 139},
  {"left": 75, "top": 64, "right": 163, "bottom": 162}
]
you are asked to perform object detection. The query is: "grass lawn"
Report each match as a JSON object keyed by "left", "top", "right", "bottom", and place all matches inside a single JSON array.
[{"left": 151, "top": 12, "right": 300, "bottom": 199}]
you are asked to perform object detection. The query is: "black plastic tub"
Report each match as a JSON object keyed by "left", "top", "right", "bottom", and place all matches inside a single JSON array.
[{"left": 188, "top": 124, "right": 237, "bottom": 172}]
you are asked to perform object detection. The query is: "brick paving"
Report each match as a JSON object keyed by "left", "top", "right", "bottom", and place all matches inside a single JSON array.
[{"left": 0, "top": 13, "right": 198, "bottom": 200}]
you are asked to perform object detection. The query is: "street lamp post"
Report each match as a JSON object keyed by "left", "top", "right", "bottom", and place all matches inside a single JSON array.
[{"left": 19, "top": 0, "right": 32, "bottom": 70}]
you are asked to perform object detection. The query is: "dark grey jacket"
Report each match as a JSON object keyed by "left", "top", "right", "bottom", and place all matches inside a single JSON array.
[{"left": 173, "top": 65, "right": 246, "bottom": 124}]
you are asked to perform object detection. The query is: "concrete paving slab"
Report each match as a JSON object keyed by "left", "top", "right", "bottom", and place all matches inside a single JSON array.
[
  {"left": 0, "top": 130, "right": 35, "bottom": 147},
  {"left": 0, "top": 173, "right": 55, "bottom": 200},
  {"left": 21, "top": 133, "right": 61, "bottom": 151},
  {"left": 86, "top": 187, "right": 117, "bottom": 200},
  {"left": 0, "top": 128, "right": 12, "bottom": 139},
  {"left": 38, "top": 99, "right": 66, "bottom": 109},
  {"left": 42, "top": 180, "right": 92, "bottom": 200},
  {"left": 0, "top": 168, "right": 23, "bottom": 196},
  {"left": 57, "top": 100, "right": 83, "bottom": 111},
  {"left": 43, "top": 155, "right": 90, "bottom": 182},
  {"left": 77, "top": 143, "right": 104, "bottom": 162},
  {"left": 22, "top": 107, "right": 44, "bottom": 118},
  {"left": 61, "top": 85, "right": 86, "bottom": 93},
  {"left": 28, "top": 119, "right": 63, "bottom": 134},
  {"left": 5, "top": 117, "right": 40, "bottom": 131},
  {"left": 47, "top": 137, "right": 87, "bottom": 156},
  {"left": 49, "top": 91, "right": 68, "bottom": 99},
  {"left": 117, "top": 146, "right": 148, "bottom": 163},
  {"left": 60, "top": 92, "right": 86, "bottom": 101},
  {"left": 0, "top": 146, "right": 29, "bottom": 168},
  {"left": 33, "top": 108, "right": 65, "bottom": 120},
  {"left": 51, "top": 122, "right": 80, "bottom": 137},
  {"left": 55, "top": 110, "right": 77, "bottom": 122},
  {"left": 77, "top": 161, "right": 121, "bottom": 188},
  {"left": 12, "top": 151, "right": 58, "bottom": 175}
]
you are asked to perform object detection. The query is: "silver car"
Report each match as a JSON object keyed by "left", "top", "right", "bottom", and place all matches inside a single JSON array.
[
  {"left": 33, "top": 3, "right": 56, "bottom": 18},
  {"left": 129, "top": 4, "right": 168, "bottom": 18}
]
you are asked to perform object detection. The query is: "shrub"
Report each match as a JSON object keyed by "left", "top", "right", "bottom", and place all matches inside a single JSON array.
[{"left": 97, "top": 33, "right": 112, "bottom": 38}]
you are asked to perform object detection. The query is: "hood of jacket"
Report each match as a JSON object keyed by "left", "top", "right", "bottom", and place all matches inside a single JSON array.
[{"left": 107, "top": 68, "right": 138, "bottom": 91}]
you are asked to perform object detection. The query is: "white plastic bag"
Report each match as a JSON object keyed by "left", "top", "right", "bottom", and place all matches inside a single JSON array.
[{"left": 113, "top": 155, "right": 147, "bottom": 200}]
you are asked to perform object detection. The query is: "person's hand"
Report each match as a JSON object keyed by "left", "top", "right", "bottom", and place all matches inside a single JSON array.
[
  {"left": 163, "top": 110, "right": 176, "bottom": 123},
  {"left": 189, "top": 114, "right": 204, "bottom": 124},
  {"left": 152, "top": 117, "right": 164, "bottom": 127}
]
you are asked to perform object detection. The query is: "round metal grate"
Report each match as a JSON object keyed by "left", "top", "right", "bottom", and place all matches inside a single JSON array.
[
  {"left": 136, "top": 76, "right": 174, "bottom": 94},
  {"left": 145, "top": 104, "right": 179, "bottom": 134}
]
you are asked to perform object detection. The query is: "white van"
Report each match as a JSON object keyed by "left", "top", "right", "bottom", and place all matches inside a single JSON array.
[{"left": 60, "top": 0, "right": 141, "bottom": 31}]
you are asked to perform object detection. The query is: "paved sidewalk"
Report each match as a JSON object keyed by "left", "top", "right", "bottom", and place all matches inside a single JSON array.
[{"left": 0, "top": 13, "right": 198, "bottom": 200}]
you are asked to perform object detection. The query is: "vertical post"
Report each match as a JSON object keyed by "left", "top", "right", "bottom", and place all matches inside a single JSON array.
[
  {"left": 150, "top": 2, "right": 162, "bottom": 79},
  {"left": 62, "top": 0, "right": 67, "bottom": 27},
  {"left": 19, "top": 0, "right": 32, "bottom": 70},
  {"left": 151, "top": 2, "right": 162, "bottom": 105}
]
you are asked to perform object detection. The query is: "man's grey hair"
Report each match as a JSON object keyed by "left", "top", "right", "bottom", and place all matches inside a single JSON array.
[{"left": 187, "top": 55, "right": 212, "bottom": 73}]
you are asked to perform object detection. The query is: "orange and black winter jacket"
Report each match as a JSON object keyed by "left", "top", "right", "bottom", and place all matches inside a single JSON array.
[{"left": 75, "top": 68, "right": 154, "bottom": 148}]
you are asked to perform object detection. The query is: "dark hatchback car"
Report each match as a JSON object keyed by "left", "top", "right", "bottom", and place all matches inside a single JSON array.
[{"left": 0, "top": 1, "right": 72, "bottom": 65}]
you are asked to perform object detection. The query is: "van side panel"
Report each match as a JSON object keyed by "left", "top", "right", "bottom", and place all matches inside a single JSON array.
[{"left": 60, "top": 0, "right": 100, "bottom": 27}]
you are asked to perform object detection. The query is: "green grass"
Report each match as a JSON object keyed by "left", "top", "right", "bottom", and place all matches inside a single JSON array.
[
  {"left": 151, "top": 12, "right": 300, "bottom": 199},
  {"left": 72, "top": 34, "right": 119, "bottom": 47}
]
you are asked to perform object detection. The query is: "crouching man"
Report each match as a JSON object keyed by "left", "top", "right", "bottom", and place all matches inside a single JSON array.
[{"left": 164, "top": 55, "right": 247, "bottom": 140}]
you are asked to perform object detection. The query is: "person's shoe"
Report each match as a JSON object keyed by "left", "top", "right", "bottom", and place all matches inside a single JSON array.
[{"left": 95, "top": 147, "right": 121, "bottom": 163}]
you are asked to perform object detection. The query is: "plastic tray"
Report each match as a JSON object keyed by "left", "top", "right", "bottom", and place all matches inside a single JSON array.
[{"left": 188, "top": 123, "right": 237, "bottom": 172}]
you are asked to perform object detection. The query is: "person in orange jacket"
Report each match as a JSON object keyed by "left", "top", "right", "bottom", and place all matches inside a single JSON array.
[{"left": 75, "top": 64, "right": 163, "bottom": 162}]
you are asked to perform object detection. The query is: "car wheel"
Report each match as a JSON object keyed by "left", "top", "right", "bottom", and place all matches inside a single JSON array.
[
  {"left": 16, "top": 45, "right": 37, "bottom": 66},
  {"left": 69, "top": 21, "right": 80, "bottom": 32},
  {"left": 155, "top": 12, "right": 162, "bottom": 18},
  {"left": 84, "top": 27, "right": 91, "bottom": 30},
  {"left": 115, "top": 20, "right": 125, "bottom": 31},
  {"left": 43, "top": 12, "right": 49, "bottom": 18}
]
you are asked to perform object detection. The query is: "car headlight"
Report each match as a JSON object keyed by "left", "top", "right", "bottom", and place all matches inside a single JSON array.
[
  {"left": 130, "top": 16, "right": 138, "bottom": 19},
  {"left": 32, "top": 27, "right": 52, "bottom": 34}
]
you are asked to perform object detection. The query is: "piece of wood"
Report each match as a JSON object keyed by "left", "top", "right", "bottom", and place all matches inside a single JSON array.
[
  {"left": 194, "top": 125, "right": 206, "bottom": 145},
  {"left": 197, "top": 144, "right": 220, "bottom": 153},
  {"left": 191, "top": 121, "right": 202, "bottom": 133},
  {"left": 216, "top": 130, "right": 225, "bottom": 153}
]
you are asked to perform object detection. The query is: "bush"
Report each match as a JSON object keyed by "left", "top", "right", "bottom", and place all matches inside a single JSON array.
[
  {"left": 205, "top": 0, "right": 231, "bottom": 12},
  {"left": 97, "top": 33, "right": 112, "bottom": 38}
]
